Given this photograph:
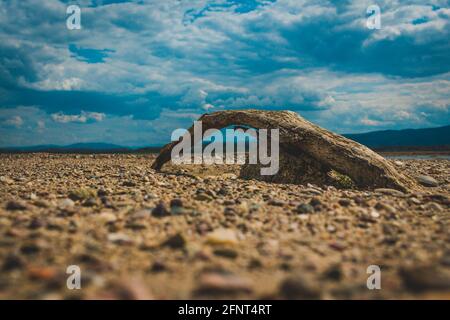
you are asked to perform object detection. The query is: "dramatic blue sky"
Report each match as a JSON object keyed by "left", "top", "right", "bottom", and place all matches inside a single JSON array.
[{"left": 0, "top": 0, "right": 449, "bottom": 147}]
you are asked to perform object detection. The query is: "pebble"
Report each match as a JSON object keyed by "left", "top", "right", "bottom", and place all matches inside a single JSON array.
[
  {"left": 267, "top": 199, "right": 285, "bottom": 206},
  {"left": 248, "top": 258, "right": 263, "bottom": 269},
  {"left": 195, "top": 272, "right": 252, "bottom": 296},
  {"left": 89, "top": 277, "right": 153, "bottom": 300},
  {"left": 170, "top": 198, "right": 183, "bottom": 208},
  {"left": 408, "top": 197, "right": 422, "bottom": 205},
  {"left": 2, "top": 253, "right": 25, "bottom": 271},
  {"left": 224, "top": 207, "right": 236, "bottom": 216},
  {"left": 400, "top": 266, "right": 450, "bottom": 292},
  {"left": 235, "top": 201, "right": 249, "bottom": 214},
  {"left": 162, "top": 233, "right": 186, "bottom": 249},
  {"left": 58, "top": 198, "right": 75, "bottom": 210},
  {"left": 108, "top": 233, "right": 134, "bottom": 245},
  {"left": 427, "top": 193, "right": 450, "bottom": 205},
  {"left": 222, "top": 174, "right": 237, "bottom": 180},
  {"left": 322, "top": 264, "right": 343, "bottom": 281},
  {"left": 96, "top": 212, "right": 117, "bottom": 223},
  {"left": 6, "top": 200, "right": 28, "bottom": 211},
  {"left": 29, "top": 218, "right": 45, "bottom": 229},
  {"left": 20, "top": 242, "right": 43, "bottom": 255},
  {"left": 358, "top": 212, "right": 376, "bottom": 224},
  {"left": 338, "top": 199, "right": 351, "bottom": 207},
  {"left": 213, "top": 248, "right": 238, "bottom": 259},
  {"left": 83, "top": 197, "right": 98, "bottom": 207},
  {"left": 375, "top": 202, "right": 397, "bottom": 214},
  {"left": 382, "top": 223, "right": 402, "bottom": 236},
  {"left": 171, "top": 206, "right": 186, "bottom": 215},
  {"left": 97, "top": 189, "right": 108, "bottom": 197},
  {"left": 279, "top": 275, "right": 321, "bottom": 299},
  {"left": 244, "top": 185, "right": 259, "bottom": 192},
  {"left": 375, "top": 188, "right": 405, "bottom": 197},
  {"left": 33, "top": 199, "right": 50, "bottom": 208},
  {"left": 169, "top": 198, "right": 185, "bottom": 215},
  {"left": 144, "top": 193, "right": 158, "bottom": 200},
  {"left": 217, "top": 188, "right": 229, "bottom": 196},
  {"left": 130, "top": 209, "right": 151, "bottom": 220},
  {"left": 394, "top": 160, "right": 404, "bottom": 167},
  {"left": 150, "top": 260, "right": 169, "bottom": 273},
  {"left": 310, "top": 197, "right": 322, "bottom": 207},
  {"left": 370, "top": 209, "right": 380, "bottom": 218},
  {"left": 440, "top": 250, "right": 450, "bottom": 267},
  {"left": 126, "top": 220, "right": 148, "bottom": 230},
  {"left": 423, "top": 202, "right": 443, "bottom": 212},
  {"left": 123, "top": 180, "right": 137, "bottom": 187},
  {"left": 0, "top": 176, "right": 14, "bottom": 185},
  {"left": 27, "top": 266, "right": 58, "bottom": 281},
  {"left": 303, "top": 188, "right": 322, "bottom": 195},
  {"left": 194, "top": 193, "right": 213, "bottom": 201},
  {"left": 196, "top": 221, "right": 212, "bottom": 235},
  {"left": 415, "top": 175, "right": 439, "bottom": 187},
  {"left": 152, "top": 202, "right": 170, "bottom": 217},
  {"left": 69, "top": 188, "right": 96, "bottom": 201},
  {"left": 100, "top": 197, "right": 114, "bottom": 208},
  {"left": 206, "top": 229, "right": 239, "bottom": 246},
  {"left": 296, "top": 203, "right": 315, "bottom": 214},
  {"left": 329, "top": 241, "right": 347, "bottom": 251}
]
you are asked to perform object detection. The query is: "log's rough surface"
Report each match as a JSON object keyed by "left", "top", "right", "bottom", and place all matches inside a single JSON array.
[{"left": 152, "top": 110, "right": 418, "bottom": 191}]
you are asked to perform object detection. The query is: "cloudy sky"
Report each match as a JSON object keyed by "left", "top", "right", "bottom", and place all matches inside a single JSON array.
[{"left": 0, "top": 0, "right": 449, "bottom": 147}]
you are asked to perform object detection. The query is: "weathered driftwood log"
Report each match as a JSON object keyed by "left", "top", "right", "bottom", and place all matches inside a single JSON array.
[{"left": 152, "top": 110, "right": 418, "bottom": 191}]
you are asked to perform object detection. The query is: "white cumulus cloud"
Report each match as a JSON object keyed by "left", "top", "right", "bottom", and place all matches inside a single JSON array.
[
  {"left": 3, "top": 116, "right": 24, "bottom": 128},
  {"left": 51, "top": 111, "right": 106, "bottom": 123}
]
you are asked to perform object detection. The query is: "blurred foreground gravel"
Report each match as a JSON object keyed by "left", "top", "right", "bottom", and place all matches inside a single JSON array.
[{"left": 0, "top": 153, "right": 449, "bottom": 299}]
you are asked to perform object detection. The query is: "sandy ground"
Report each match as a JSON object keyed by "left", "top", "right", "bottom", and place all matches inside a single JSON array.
[{"left": 0, "top": 153, "right": 449, "bottom": 299}]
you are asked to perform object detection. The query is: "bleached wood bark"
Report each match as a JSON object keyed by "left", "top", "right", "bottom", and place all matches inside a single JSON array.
[{"left": 152, "top": 110, "right": 418, "bottom": 191}]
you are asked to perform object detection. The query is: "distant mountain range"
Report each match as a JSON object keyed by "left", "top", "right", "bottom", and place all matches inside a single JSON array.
[
  {"left": 343, "top": 124, "right": 450, "bottom": 150},
  {"left": 1, "top": 125, "right": 449, "bottom": 153}
]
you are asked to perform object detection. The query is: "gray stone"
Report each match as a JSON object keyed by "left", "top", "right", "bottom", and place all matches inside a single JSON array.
[
  {"left": 296, "top": 203, "right": 315, "bottom": 214},
  {"left": 416, "top": 175, "right": 439, "bottom": 187}
]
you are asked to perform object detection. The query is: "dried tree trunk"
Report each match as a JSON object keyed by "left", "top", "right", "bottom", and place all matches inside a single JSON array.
[{"left": 152, "top": 110, "right": 418, "bottom": 191}]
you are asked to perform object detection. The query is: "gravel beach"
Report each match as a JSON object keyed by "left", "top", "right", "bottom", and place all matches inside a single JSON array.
[{"left": 0, "top": 153, "right": 449, "bottom": 299}]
